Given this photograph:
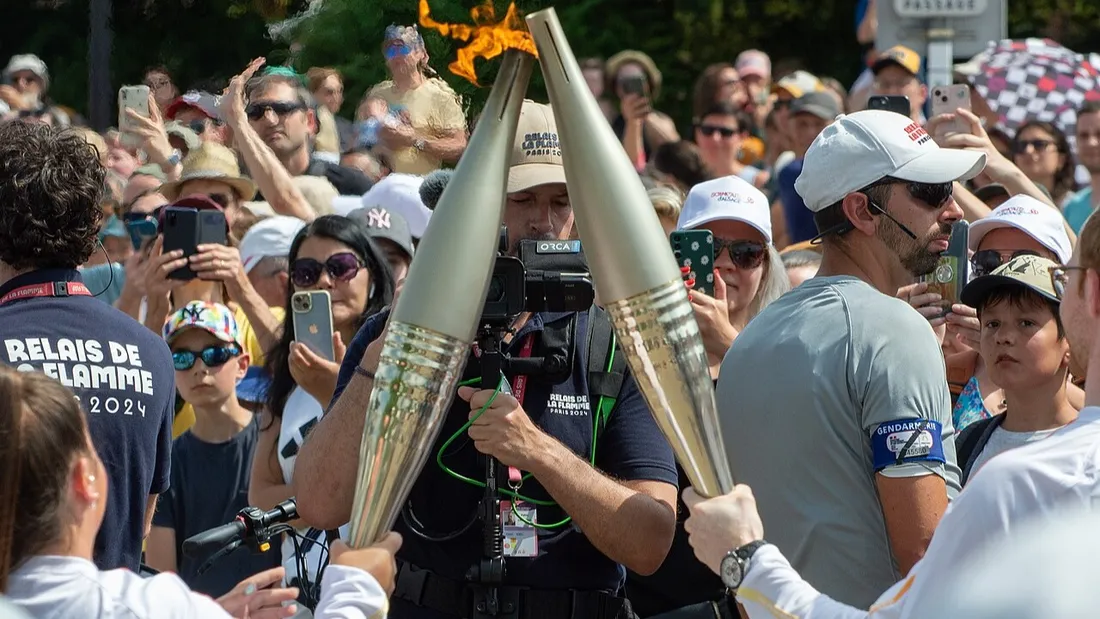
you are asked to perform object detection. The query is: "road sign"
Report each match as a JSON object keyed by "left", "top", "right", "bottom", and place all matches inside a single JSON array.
[
  {"left": 878, "top": 0, "right": 1006, "bottom": 59},
  {"left": 893, "top": 0, "right": 988, "bottom": 19}
]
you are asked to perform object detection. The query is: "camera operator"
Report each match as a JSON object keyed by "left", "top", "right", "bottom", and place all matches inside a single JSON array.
[{"left": 295, "top": 100, "right": 679, "bottom": 619}]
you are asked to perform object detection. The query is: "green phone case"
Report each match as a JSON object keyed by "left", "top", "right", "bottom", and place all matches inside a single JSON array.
[{"left": 670, "top": 230, "right": 716, "bottom": 297}]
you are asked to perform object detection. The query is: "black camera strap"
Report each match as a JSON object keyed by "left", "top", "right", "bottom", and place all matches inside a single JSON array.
[{"left": 585, "top": 306, "right": 626, "bottom": 440}]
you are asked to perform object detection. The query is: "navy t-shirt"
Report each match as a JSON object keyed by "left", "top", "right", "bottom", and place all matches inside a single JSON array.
[
  {"left": 777, "top": 159, "right": 819, "bottom": 244},
  {"left": 0, "top": 269, "right": 175, "bottom": 571},
  {"left": 152, "top": 416, "right": 281, "bottom": 597},
  {"left": 331, "top": 309, "right": 677, "bottom": 610}
]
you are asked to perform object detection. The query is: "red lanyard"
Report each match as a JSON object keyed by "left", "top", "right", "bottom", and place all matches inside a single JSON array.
[
  {"left": 502, "top": 333, "right": 535, "bottom": 485},
  {"left": 0, "top": 281, "right": 91, "bottom": 306},
  {"left": 510, "top": 333, "right": 536, "bottom": 406}
]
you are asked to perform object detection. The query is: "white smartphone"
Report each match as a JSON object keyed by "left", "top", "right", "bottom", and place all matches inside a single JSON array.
[
  {"left": 118, "top": 85, "right": 150, "bottom": 148},
  {"left": 930, "top": 84, "right": 972, "bottom": 137},
  {"left": 291, "top": 291, "right": 336, "bottom": 361}
]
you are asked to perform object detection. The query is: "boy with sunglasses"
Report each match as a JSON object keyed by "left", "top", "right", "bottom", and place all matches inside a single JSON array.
[{"left": 146, "top": 301, "right": 280, "bottom": 597}]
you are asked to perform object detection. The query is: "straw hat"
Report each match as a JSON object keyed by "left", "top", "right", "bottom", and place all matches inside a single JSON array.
[
  {"left": 159, "top": 141, "right": 257, "bottom": 202},
  {"left": 606, "top": 50, "right": 663, "bottom": 99}
]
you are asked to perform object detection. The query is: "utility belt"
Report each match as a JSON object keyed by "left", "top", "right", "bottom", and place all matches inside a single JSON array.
[
  {"left": 394, "top": 560, "right": 637, "bottom": 619},
  {"left": 644, "top": 599, "right": 742, "bottom": 619}
]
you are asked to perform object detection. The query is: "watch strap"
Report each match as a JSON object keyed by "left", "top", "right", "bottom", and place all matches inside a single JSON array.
[{"left": 735, "top": 539, "right": 767, "bottom": 562}]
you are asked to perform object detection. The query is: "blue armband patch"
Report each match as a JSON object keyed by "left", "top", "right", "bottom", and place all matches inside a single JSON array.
[{"left": 870, "top": 419, "right": 946, "bottom": 472}]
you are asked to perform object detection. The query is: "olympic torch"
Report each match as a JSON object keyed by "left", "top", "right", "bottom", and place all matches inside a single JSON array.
[
  {"left": 525, "top": 9, "right": 733, "bottom": 498},
  {"left": 347, "top": 50, "right": 534, "bottom": 547}
]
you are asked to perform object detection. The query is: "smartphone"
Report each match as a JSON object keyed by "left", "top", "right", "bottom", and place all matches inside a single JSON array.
[
  {"left": 920, "top": 220, "right": 970, "bottom": 307},
  {"left": 620, "top": 75, "right": 647, "bottom": 98},
  {"left": 125, "top": 219, "right": 158, "bottom": 251},
  {"left": 118, "top": 85, "right": 150, "bottom": 149},
  {"left": 161, "top": 207, "right": 228, "bottom": 280},
  {"left": 292, "top": 291, "right": 336, "bottom": 361},
  {"left": 670, "top": 230, "right": 716, "bottom": 297},
  {"left": 930, "top": 84, "right": 973, "bottom": 136},
  {"left": 867, "top": 95, "right": 910, "bottom": 117}
]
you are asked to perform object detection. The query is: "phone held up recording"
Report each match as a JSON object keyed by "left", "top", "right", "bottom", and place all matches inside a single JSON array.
[
  {"left": 930, "top": 84, "right": 973, "bottom": 138},
  {"left": 920, "top": 219, "right": 970, "bottom": 307},
  {"left": 161, "top": 207, "right": 228, "bottom": 280},
  {"left": 867, "top": 95, "right": 910, "bottom": 117},
  {"left": 670, "top": 230, "right": 716, "bottom": 297}
]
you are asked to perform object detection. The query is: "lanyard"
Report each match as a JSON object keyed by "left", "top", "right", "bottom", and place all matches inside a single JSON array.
[
  {"left": 507, "top": 333, "right": 536, "bottom": 485},
  {"left": 0, "top": 281, "right": 91, "bottom": 306},
  {"left": 510, "top": 333, "right": 536, "bottom": 406}
]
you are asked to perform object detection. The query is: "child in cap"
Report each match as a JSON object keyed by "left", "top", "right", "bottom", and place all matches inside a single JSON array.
[
  {"left": 146, "top": 301, "right": 283, "bottom": 600},
  {"left": 954, "top": 255, "right": 1078, "bottom": 486}
]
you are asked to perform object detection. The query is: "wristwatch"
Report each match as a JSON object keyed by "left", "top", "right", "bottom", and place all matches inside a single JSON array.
[
  {"left": 719, "top": 540, "right": 767, "bottom": 592},
  {"left": 166, "top": 149, "right": 183, "bottom": 166},
  {"left": 413, "top": 138, "right": 427, "bottom": 152}
]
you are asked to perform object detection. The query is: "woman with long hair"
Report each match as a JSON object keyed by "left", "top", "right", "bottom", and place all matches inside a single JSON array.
[
  {"left": 251, "top": 214, "right": 395, "bottom": 590},
  {"left": 0, "top": 365, "right": 399, "bottom": 618}
]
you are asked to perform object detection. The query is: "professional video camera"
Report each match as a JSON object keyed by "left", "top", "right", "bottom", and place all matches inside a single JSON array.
[{"left": 479, "top": 227, "right": 595, "bottom": 326}]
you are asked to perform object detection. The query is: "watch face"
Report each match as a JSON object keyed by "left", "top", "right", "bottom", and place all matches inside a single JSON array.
[{"left": 719, "top": 553, "right": 744, "bottom": 590}]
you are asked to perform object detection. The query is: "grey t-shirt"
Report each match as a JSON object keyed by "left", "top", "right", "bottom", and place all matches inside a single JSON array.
[
  {"left": 970, "top": 425, "right": 1060, "bottom": 475},
  {"left": 716, "top": 275, "right": 961, "bottom": 608}
]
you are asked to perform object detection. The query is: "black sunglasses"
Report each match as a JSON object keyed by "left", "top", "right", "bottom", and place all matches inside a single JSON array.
[
  {"left": 867, "top": 179, "right": 954, "bottom": 209},
  {"left": 971, "top": 249, "right": 1040, "bottom": 278},
  {"left": 698, "top": 125, "right": 738, "bottom": 138},
  {"left": 245, "top": 100, "right": 306, "bottom": 121},
  {"left": 291, "top": 252, "right": 364, "bottom": 288},
  {"left": 1013, "top": 139, "right": 1055, "bottom": 154},
  {"left": 713, "top": 238, "right": 767, "bottom": 270},
  {"left": 172, "top": 343, "right": 241, "bottom": 371}
]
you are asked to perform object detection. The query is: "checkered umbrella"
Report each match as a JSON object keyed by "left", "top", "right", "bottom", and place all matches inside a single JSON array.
[{"left": 969, "top": 38, "right": 1100, "bottom": 142}]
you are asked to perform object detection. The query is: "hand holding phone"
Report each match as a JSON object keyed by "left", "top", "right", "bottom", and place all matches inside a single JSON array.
[
  {"left": 920, "top": 219, "right": 971, "bottom": 307},
  {"left": 160, "top": 207, "right": 228, "bottom": 280},
  {"left": 292, "top": 291, "right": 336, "bottom": 361},
  {"left": 118, "top": 85, "right": 151, "bottom": 148},
  {"left": 671, "top": 230, "right": 716, "bottom": 296},
  {"left": 929, "top": 84, "right": 972, "bottom": 138}
]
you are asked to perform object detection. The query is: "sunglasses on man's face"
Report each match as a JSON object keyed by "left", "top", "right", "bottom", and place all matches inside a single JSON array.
[
  {"left": 713, "top": 238, "right": 767, "bottom": 270},
  {"left": 172, "top": 343, "right": 241, "bottom": 371},
  {"left": 971, "top": 249, "right": 1040, "bottom": 277},
  {"left": 291, "top": 252, "right": 365, "bottom": 288},
  {"left": 698, "top": 125, "right": 739, "bottom": 138},
  {"left": 869, "top": 180, "right": 954, "bottom": 209},
  {"left": 245, "top": 101, "right": 306, "bottom": 121}
]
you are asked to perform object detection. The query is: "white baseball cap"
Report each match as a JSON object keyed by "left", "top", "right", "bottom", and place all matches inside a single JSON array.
[
  {"left": 239, "top": 215, "right": 306, "bottom": 274},
  {"left": 355, "top": 174, "right": 431, "bottom": 238},
  {"left": 969, "top": 195, "right": 1073, "bottom": 263},
  {"left": 795, "top": 110, "right": 987, "bottom": 213},
  {"left": 677, "top": 176, "right": 773, "bottom": 244}
]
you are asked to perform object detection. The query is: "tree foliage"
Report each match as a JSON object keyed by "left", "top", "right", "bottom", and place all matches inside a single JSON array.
[{"left": 2, "top": 0, "right": 1099, "bottom": 131}]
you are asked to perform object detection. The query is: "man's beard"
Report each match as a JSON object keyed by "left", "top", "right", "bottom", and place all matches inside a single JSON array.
[{"left": 877, "top": 219, "right": 950, "bottom": 277}]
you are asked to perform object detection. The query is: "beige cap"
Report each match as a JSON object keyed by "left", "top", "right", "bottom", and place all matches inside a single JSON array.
[{"left": 507, "top": 100, "right": 566, "bottom": 193}]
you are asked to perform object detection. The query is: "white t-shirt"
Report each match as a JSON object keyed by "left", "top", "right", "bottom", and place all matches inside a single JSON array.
[
  {"left": 969, "top": 425, "right": 1061, "bottom": 476},
  {"left": 735, "top": 406, "right": 1100, "bottom": 619},
  {"left": 278, "top": 387, "right": 349, "bottom": 586},
  {"left": 6, "top": 555, "right": 387, "bottom": 619}
]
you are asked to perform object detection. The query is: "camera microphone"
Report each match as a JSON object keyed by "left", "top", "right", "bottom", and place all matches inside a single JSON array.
[{"left": 419, "top": 169, "right": 454, "bottom": 211}]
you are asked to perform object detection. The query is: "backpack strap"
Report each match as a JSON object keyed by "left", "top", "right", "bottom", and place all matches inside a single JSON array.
[{"left": 586, "top": 306, "right": 626, "bottom": 441}]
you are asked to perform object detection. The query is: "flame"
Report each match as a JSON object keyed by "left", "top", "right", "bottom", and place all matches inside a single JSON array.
[{"left": 419, "top": 0, "right": 538, "bottom": 86}]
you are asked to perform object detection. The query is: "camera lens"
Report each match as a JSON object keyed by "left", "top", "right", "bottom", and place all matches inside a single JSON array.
[{"left": 486, "top": 276, "right": 505, "bottom": 302}]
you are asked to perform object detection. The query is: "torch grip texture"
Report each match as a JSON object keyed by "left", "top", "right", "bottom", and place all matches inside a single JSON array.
[
  {"left": 347, "top": 321, "right": 469, "bottom": 547},
  {"left": 605, "top": 279, "right": 735, "bottom": 498}
]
